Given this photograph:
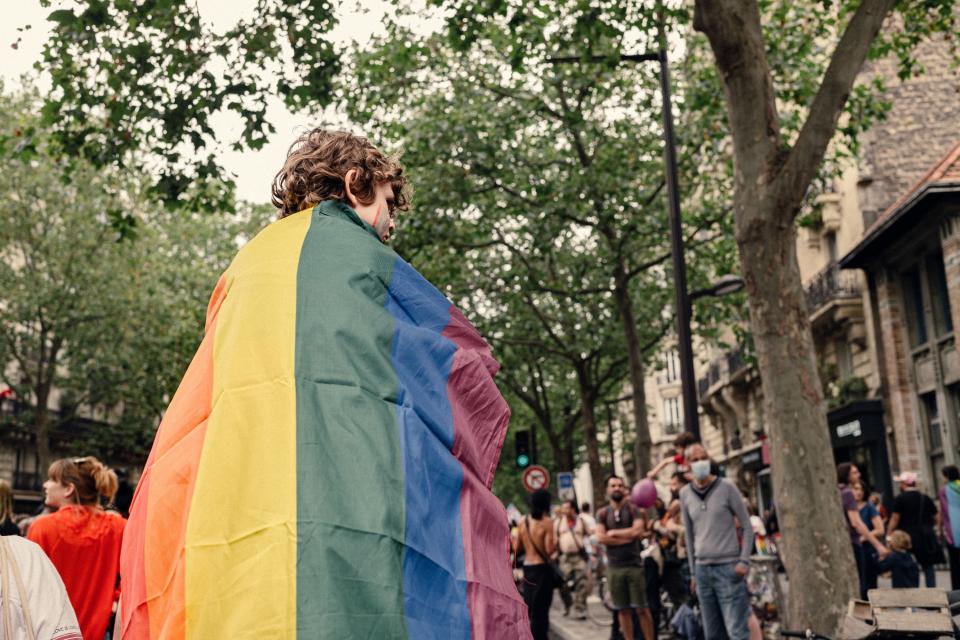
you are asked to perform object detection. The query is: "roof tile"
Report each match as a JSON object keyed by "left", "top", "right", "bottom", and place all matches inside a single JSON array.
[{"left": 864, "top": 140, "right": 960, "bottom": 236}]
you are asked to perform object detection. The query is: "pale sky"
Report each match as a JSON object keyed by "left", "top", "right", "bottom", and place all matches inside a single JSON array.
[{"left": 2, "top": 1, "right": 433, "bottom": 204}]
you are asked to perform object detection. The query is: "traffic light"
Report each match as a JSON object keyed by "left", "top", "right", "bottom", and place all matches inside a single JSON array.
[{"left": 515, "top": 430, "right": 531, "bottom": 469}]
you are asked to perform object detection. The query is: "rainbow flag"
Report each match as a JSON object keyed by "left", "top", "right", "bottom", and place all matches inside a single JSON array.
[{"left": 119, "top": 200, "right": 530, "bottom": 638}]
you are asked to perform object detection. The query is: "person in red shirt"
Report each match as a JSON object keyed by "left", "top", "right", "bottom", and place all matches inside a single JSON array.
[
  {"left": 647, "top": 431, "right": 697, "bottom": 479},
  {"left": 28, "top": 456, "right": 125, "bottom": 640}
]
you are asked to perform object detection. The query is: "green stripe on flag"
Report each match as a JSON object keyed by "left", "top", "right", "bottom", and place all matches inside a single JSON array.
[{"left": 294, "top": 201, "right": 407, "bottom": 638}]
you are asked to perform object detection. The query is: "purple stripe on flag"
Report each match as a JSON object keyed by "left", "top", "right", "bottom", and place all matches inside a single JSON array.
[{"left": 443, "top": 307, "right": 531, "bottom": 639}]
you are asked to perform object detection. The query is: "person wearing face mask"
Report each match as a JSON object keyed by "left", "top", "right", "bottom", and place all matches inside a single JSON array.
[
  {"left": 596, "top": 475, "right": 654, "bottom": 640},
  {"left": 679, "top": 444, "right": 753, "bottom": 640}
]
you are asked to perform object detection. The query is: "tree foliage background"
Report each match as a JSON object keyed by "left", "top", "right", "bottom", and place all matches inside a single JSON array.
[
  {"left": 0, "top": 86, "right": 268, "bottom": 472},
  {"left": 10, "top": 0, "right": 960, "bottom": 628}
]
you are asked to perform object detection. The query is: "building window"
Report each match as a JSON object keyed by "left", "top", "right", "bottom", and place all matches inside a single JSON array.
[
  {"left": 836, "top": 340, "right": 853, "bottom": 379},
  {"left": 926, "top": 253, "right": 953, "bottom": 338},
  {"left": 922, "top": 392, "right": 943, "bottom": 469},
  {"left": 826, "top": 232, "right": 838, "bottom": 263},
  {"left": 663, "top": 396, "right": 682, "bottom": 434},
  {"left": 663, "top": 350, "right": 680, "bottom": 385},
  {"left": 902, "top": 268, "right": 928, "bottom": 347},
  {"left": 14, "top": 449, "right": 40, "bottom": 492}
]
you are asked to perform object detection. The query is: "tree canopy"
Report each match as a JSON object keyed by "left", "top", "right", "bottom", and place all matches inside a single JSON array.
[
  {"left": 0, "top": 87, "right": 267, "bottom": 471},
  {"left": 33, "top": 0, "right": 339, "bottom": 215},
  {"left": 333, "top": 5, "right": 744, "bottom": 499}
]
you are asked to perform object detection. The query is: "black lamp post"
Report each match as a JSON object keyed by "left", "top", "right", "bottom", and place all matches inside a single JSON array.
[
  {"left": 549, "top": 23, "right": 744, "bottom": 442},
  {"left": 548, "top": 44, "right": 704, "bottom": 438}
]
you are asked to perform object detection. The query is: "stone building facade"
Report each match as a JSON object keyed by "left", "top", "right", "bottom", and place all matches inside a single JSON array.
[{"left": 842, "top": 143, "right": 960, "bottom": 491}]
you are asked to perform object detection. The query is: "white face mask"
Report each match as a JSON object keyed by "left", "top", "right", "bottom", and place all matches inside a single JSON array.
[{"left": 691, "top": 459, "right": 711, "bottom": 481}]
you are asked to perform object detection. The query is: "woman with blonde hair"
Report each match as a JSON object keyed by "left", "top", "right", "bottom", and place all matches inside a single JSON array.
[
  {"left": 27, "top": 456, "right": 124, "bottom": 640},
  {"left": 0, "top": 480, "right": 19, "bottom": 536}
]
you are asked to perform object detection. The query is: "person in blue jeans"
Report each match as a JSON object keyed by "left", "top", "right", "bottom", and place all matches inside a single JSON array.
[{"left": 680, "top": 444, "right": 753, "bottom": 640}]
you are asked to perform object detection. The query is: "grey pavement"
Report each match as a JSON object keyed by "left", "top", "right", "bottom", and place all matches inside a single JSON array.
[
  {"left": 546, "top": 569, "right": 955, "bottom": 640},
  {"left": 547, "top": 595, "right": 672, "bottom": 640},
  {"left": 547, "top": 594, "right": 613, "bottom": 640}
]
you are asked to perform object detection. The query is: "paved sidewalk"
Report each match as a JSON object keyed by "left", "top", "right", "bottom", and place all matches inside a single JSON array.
[
  {"left": 547, "top": 596, "right": 671, "bottom": 640},
  {"left": 547, "top": 569, "right": 955, "bottom": 639},
  {"left": 547, "top": 595, "right": 611, "bottom": 640}
]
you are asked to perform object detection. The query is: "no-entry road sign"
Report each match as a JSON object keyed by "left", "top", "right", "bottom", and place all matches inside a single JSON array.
[{"left": 522, "top": 465, "right": 550, "bottom": 492}]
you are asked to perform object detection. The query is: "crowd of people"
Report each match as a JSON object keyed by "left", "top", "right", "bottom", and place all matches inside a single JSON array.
[
  {"left": 0, "top": 455, "right": 126, "bottom": 639},
  {"left": 839, "top": 462, "right": 960, "bottom": 596},
  {"left": 0, "top": 446, "right": 957, "bottom": 640},
  {"left": 511, "top": 431, "right": 960, "bottom": 640},
  {"left": 511, "top": 434, "right": 764, "bottom": 640}
]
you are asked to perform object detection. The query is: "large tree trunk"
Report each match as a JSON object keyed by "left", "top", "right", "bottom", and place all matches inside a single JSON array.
[
  {"left": 693, "top": 1, "right": 898, "bottom": 632},
  {"left": 576, "top": 374, "right": 606, "bottom": 508},
  {"left": 613, "top": 270, "right": 652, "bottom": 479},
  {"left": 737, "top": 215, "right": 857, "bottom": 630}
]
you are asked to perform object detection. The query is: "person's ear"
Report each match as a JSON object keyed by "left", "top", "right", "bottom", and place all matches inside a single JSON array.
[
  {"left": 64, "top": 483, "right": 77, "bottom": 501},
  {"left": 344, "top": 169, "right": 359, "bottom": 208}
]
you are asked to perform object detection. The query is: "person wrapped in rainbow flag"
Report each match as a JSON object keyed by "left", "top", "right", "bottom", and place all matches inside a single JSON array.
[{"left": 119, "top": 130, "right": 531, "bottom": 639}]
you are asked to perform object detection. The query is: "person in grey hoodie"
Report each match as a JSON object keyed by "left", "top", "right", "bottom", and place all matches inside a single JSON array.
[{"left": 680, "top": 444, "right": 753, "bottom": 640}]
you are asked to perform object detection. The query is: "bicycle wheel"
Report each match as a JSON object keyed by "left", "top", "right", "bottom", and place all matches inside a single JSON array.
[{"left": 587, "top": 574, "right": 614, "bottom": 626}]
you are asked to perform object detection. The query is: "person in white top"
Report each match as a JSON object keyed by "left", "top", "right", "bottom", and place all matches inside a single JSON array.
[
  {"left": 0, "top": 535, "right": 80, "bottom": 640},
  {"left": 555, "top": 500, "right": 591, "bottom": 619},
  {"left": 579, "top": 502, "right": 598, "bottom": 534}
]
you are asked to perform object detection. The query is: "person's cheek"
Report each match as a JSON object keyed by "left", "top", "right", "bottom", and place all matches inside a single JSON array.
[{"left": 374, "top": 205, "right": 391, "bottom": 238}]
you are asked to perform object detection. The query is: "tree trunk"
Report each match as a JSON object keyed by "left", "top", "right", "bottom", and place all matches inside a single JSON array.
[
  {"left": 34, "top": 386, "right": 51, "bottom": 481},
  {"left": 561, "top": 410, "right": 578, "bottom": 472},
  {"left": 613, "top": 270, "right": 652, "bottom": 478},
  {"left": 737, "top": 217, "right": 857, "bottom": 631},
  {"left": 692, "top": 1, "right": 897, "bottom": 631},
  {"left": 576, "top": 373, "right": 606, "bottom": 508}
]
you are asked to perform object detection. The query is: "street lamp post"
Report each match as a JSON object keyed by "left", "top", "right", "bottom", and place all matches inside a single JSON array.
[
  {"left": 548, "top": 45, "right": 701, "bottom": 438},
  {"left": 655, "top": 43, "right": 701, "bottom": 440},
  {"left": 549, "top": 19, "right": 748, "bottom": 443}
]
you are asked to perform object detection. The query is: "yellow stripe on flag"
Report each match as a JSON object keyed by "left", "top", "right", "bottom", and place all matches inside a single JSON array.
[{"left": 184, "top": 211, "right": 311, "bottom": 637}]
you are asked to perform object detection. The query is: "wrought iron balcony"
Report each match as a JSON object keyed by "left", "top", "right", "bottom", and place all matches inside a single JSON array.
[
  {"left": 805, "top": 261, "right": 861, "bottom": 314},
  {"left": 13, "top": 471, "right": 41, "bottom": 492},
  {"left": 698, "top": 346, "right": 752, "bottom": 402}
]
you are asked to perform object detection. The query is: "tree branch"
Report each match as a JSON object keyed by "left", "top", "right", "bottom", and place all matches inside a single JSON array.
[
  {"left": 778, "top": 0, "right": 898, "bottom": 219},
  {"left": 693, "top": 0, "right": 781, "bottom": 186}
]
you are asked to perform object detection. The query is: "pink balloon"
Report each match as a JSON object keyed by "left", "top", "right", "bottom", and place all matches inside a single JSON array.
[{"left": 631, "top": 478, "right": 658, "bottom": 509}]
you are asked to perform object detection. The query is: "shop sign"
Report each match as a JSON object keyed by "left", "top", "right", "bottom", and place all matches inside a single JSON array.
[{"left": 836, "top": 420, "right": 862, "bottom": 439}]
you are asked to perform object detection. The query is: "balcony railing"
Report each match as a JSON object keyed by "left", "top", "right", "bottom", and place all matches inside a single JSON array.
[
  {"left": 698, "top": 346, "right": 753, "bottom": 401},
  {"left": 663, "top": 421, "right": 681, "bottom": 435},
  {"left": 13, "top": 471, "right": 41, "bottom": 492},
  {"left": 805, "top": 261, "right": 860, "bottom": 313}
]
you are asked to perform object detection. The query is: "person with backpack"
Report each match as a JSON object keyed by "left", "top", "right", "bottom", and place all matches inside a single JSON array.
[
  {"left": 516, "top": 489, "right": 557, "bottom": 640},
  {"left": 888, "top": 471, "right": 942, "bottom": 587},
  {"left": 555, "top": 499, "right": 590, "bottom": 619},
  {"left": 680, "top": 444, "right": 753, "bottom": 640},
  {"left": 597, "top": 475, "right": 654, "bottom": 640}
]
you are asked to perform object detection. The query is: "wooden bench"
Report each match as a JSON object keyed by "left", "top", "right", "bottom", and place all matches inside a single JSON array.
[{"left": 838, "top": 589, "right": 955, "bottom": 639}]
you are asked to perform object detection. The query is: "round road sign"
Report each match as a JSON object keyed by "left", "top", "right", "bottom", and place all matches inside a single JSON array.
[{"left": 522, "top": 465, "right": 550, "bottom": 492}]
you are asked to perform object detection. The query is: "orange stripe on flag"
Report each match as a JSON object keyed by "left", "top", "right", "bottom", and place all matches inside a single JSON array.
[{"left": 120, "top": 275, "right": 227, "bottom": 639}]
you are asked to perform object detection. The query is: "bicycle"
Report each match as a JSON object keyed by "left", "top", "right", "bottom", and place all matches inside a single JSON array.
[{"left": 587, "top": 549, "right": 615, "bottom": 627}]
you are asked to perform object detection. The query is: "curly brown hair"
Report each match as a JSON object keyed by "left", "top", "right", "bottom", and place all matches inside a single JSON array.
[{"left": 271, "top": 129, "right": 410, "bottom": 218}]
